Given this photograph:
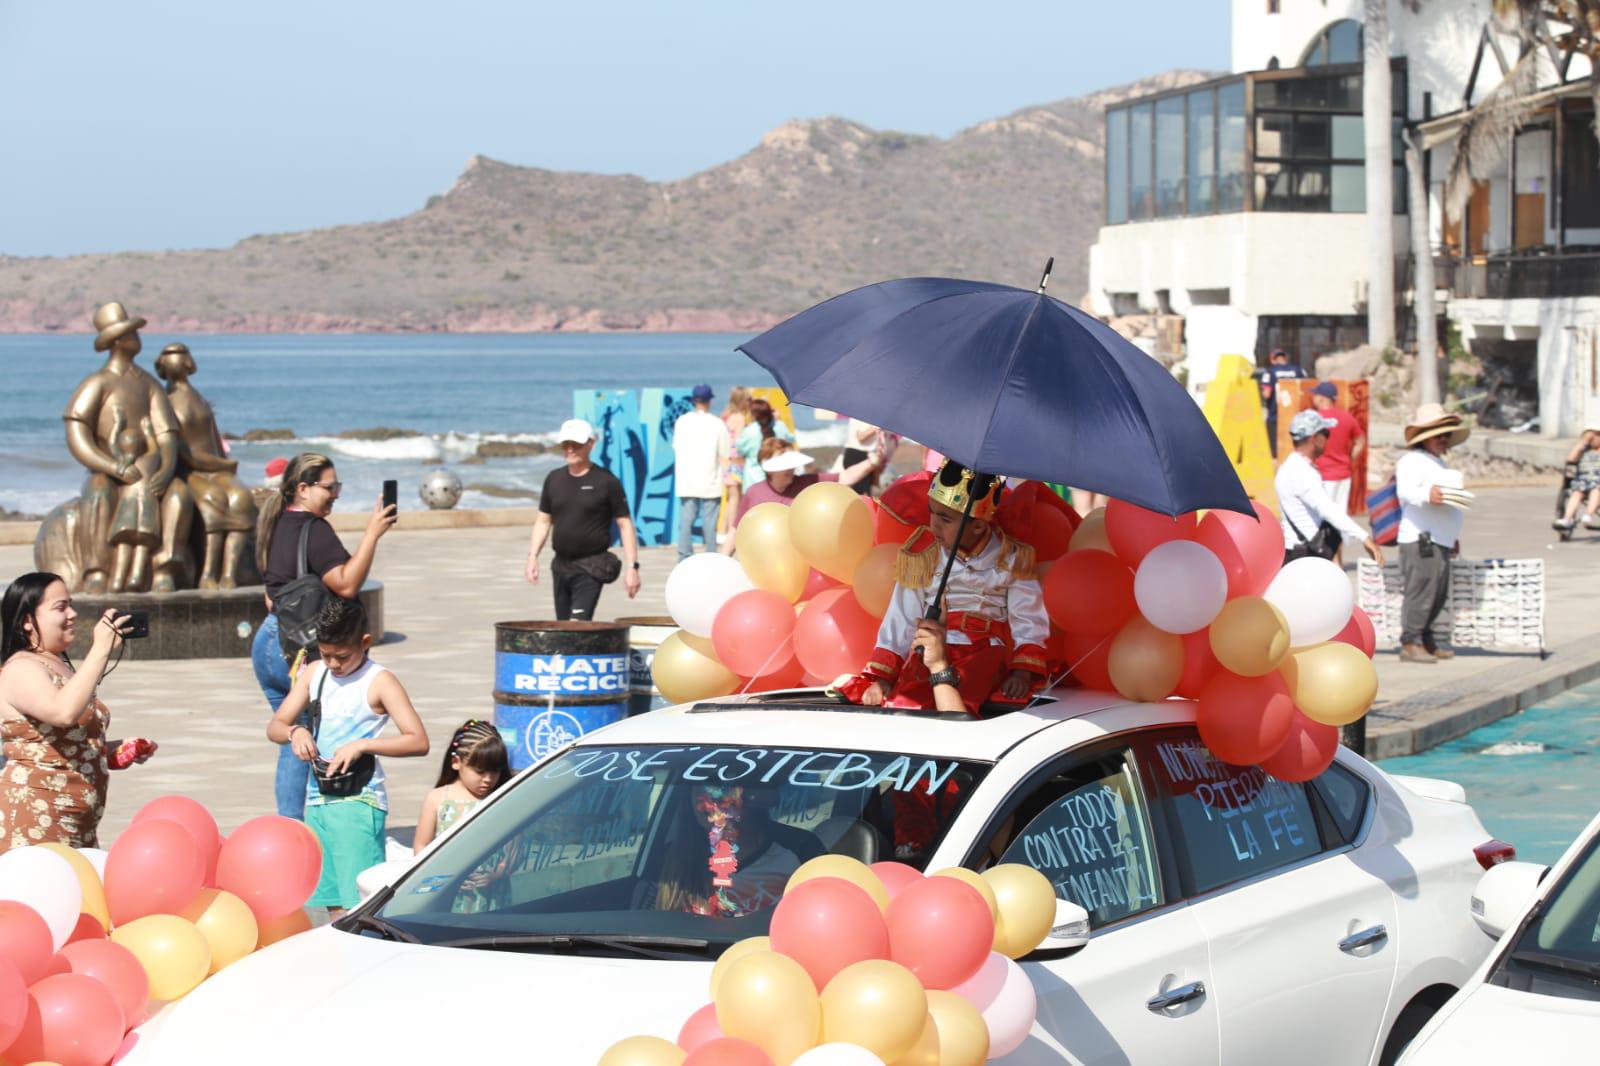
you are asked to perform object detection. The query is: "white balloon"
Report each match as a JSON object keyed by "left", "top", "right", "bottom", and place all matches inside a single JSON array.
[
  {"left": 664, "top": 553, "right": 755, "bottom": 637},
  {"left": 0, "top": 845, "right": 81, "bottom": 950},
  {"left": 78, "top": 846, "right": 109, "bottom": 879},
  {"left": 792, "top": 1045, "right": 886, "bottom": 1066},
  {"left": 981, "top": 955, "right": 1039, "bottom": 1059},
  {"left": 1263, "top": 556, "right": 1355, "bottom": 646},
  {"left": 1133, "top": 541, "right": 1228, "bottom": 634}
]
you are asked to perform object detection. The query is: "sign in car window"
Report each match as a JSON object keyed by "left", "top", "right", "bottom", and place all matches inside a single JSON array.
[
  {"left": 998, "top": 758, "right": 1163, "bottom": 928},
  {"left": 1145, "top": 735, "right": 1322, "bottom": 895}
]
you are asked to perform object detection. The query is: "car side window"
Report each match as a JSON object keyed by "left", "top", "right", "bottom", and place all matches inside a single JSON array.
[
  {"left": 1140, "top": 731, "right": 1323, "bottom": 896},
  {"left": 987, "top": 749, "right": 1164, "bottom": 929},
  {"left": 1309, "top": 761, "right": 1371, "bottom": 845}
]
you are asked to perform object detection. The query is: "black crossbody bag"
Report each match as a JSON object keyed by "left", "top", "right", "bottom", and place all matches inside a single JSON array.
[
  {"left": 306, "top": 667, "right": 377, "bottom": 798},
  {"left": 1284, "top": 511, "right": 1341, "bottom": 562}
]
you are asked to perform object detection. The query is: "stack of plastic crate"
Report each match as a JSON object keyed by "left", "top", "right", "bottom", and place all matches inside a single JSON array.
[{"left": 1356, "top": 558, "right": 1544, "bottom": 653}]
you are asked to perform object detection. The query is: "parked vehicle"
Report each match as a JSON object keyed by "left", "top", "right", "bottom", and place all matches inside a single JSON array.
[{"left": 124, "top": 688, "right": 1502, "bottom": 1065}]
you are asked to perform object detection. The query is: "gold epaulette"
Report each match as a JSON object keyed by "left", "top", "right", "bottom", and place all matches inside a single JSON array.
[
  {"left": 996, "top": 534, "right": 1037, "bottom": 581},
  {"left": 895, "top": 527, "right": 940, "bottom": 590}
]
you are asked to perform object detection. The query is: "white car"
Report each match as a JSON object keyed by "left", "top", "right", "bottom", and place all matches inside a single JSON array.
[
  {"left": 1398, "top": 809, "right": 1600, "bottom": 1063},
  {"left": 125, "top": 688, "right": 1503, "bottom": 1065}
]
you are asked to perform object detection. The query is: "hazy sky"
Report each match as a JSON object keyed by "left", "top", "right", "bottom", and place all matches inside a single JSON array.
[{"left": 0, "top": 0, "right": 1227, "bottom": 259}]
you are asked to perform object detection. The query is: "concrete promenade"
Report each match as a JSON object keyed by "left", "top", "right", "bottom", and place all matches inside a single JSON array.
[{"left": 1, "top": 479, "right": 1595, "bottom": 841}]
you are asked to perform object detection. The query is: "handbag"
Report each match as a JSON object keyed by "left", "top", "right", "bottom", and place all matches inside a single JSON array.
[
  {"left": 306, "top": 666, "right": 376, "bottom": 798},
  {"left": 276, "top": 521, "right": 332, "bottom": 661},
  {"left": 1283, "top": 511, "right": 1341, "bottom": 562}
]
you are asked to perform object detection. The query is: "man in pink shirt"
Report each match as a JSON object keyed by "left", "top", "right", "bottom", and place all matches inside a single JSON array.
[{"left": 1310, "top": 381, "right": 1364, "bottom": 562}]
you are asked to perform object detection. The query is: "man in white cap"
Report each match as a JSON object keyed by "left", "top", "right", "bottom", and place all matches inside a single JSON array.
[
  {"left": 525, "top": 418, "right": 640, "bottom": 620},
  {"left": 1275, "top": 410, "right": 1383, "bottom": 566},
  {"left": 1395, "top": 404, "right": 1471, "bottom": 663}
]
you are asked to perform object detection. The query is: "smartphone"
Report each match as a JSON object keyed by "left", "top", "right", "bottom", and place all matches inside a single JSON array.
[
  {"left": 382, "top": 479, "right": 399, "bottom": 515},
  {"left": 125, "top": 611, "right": 150, "bottom": 640}
]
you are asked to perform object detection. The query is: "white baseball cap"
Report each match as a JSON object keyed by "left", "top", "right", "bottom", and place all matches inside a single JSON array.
[
  {"left": 760, "top": 450, "right": 815, "bottom": 474},
  {"left": 558, "top": 418, "right": 596, "bottom": 444}
]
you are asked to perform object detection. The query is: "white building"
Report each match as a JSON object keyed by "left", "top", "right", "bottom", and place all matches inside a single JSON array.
[{"left": 1087, "top": 0, "right": 1598, "bottom": 436}]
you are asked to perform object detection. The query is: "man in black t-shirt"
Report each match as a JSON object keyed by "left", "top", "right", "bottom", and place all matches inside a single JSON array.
[{"left": 525, "top": 418, "right": 641, "bottom": 620}]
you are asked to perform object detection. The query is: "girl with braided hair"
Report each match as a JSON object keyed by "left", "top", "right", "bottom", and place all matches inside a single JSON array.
[{"left": 412, "top": 719, "right": 510, "bottom": 851}]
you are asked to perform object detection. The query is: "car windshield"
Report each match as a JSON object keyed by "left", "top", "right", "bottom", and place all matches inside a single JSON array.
[
  {"left": 372, "top": 743, "right": 989, "bottom": 951},
  {"left": 1497, "top": 835, "right": 1600, "bottom": 999}
]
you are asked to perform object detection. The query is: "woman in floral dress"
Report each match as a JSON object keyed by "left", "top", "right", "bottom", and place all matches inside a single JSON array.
[{"left": 0, "top": 572, "right": 152, "bottom": 850}]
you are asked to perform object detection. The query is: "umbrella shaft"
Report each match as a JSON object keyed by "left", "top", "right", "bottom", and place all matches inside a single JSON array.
[{"left": 915, "top": 492, "right": 978, "bottom": 660}]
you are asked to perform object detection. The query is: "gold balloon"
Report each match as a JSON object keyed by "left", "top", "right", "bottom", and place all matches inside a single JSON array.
[
  {"left": 984, "top": 864, "right": 1057, "bottom": 959},
  {"left": 180, "top": 888, "right": 259, "bottom": 974},
  {"left": 931, "top": 868, "right": 998, "bottom": 924},
  {"left": 715, "top": 951, "right": 821, "bottom": 1065},
  {"left": 40, "top": 843, "right": 109, "bottom": 929},
  {"left": 597, "top": 1036, "right": 687, "bottom": 1066},
  {"left": 894, "top": 991, "right": 990, "bottom": 1066},
  {"left": 651, "top": 631, "right": 740, "bottom": 705},
  {"left": 1069, "top": 509, "right": 1110, "bottom": 554},
  {"left": 1107, "top": 616, "right": 1183, "bottom": 701},
  {"left": 787, "top": 855, "right": 890, "bottom": 912},
  {"left": 820, "top": 960, "right": 928, "bottom": 1063},
  {"left": 709, "top": 935, "right": 772, "bottom": 1000},
  {"left": 110, "top": 914, "right": 211, "bottom": 1001},
  {"left": 789, "top": 481, "right": 875, "bottom": 584},
  {"left": 737, "top": 502, "right": 810, "bottom": 601},
  {"left": 680, "top": 629, "right": 718, "bottom": 658},
  {"left": 1280, "top": 641, "right": 1378, "bottom": 726},
  {"left": 851, "top": 543, "right": 899, "bottom": 618},
  {"left": 1209, "top": 596, "right": 1292, "bottom": 677},
  {"left": 255, "top": 907, "right": 312, "bottom": 949}
]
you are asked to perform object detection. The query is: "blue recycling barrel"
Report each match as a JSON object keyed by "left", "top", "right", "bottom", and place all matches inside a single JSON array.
[
  {"left": 492, "top": 621, "right": 630, "bottom": 771},
  {"left": 616, "top": 615, "right": 678, "bottom": 717}
]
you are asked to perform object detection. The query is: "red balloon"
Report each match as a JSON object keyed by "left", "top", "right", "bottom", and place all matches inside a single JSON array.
[
  {"left": 1043, "top": 550, "right": 1136, "bottom": 637},
  {"left": 133, "top": 795, "right": 223, "bottom": 887},
  {"left": 0, "top": 900, "right": 63, "bottom": 986},
  {"left": 105, "top": 818, "right": 205, "bottom": 926},
  {"left": 793, "top": 589, "right": 881, "bottom": 681},
  {"left": 677, "top": 1002, "right": 724, "bottom": 1052},
  {"left": 885, "top": 876, "right": 994, "bottom": 990},
  {"left": 1059, "top": 630, "right": 1113, "bottom": 691},
  {"left": 1261, "top": 712, "right": 1340, "bottom": 782},
  {"left": 770, "top": 877, "right": 890, "bottom": 989},
  {"left": 65, "top": 913, "right": 106, "bottom": 945},
  {"left": 1194, "top": 502, "right": 1285, "bottom": 599},
  {"left": 684, "top": 1037, "right": 775, "bottom": 1066},
  {"left": 0, "top": 956, "right": 26, "bottom": 1052},
  {"left": 1175, "top": 628, "right": 1221, "bottom": 700},
  {"left": 9, "top": 973, "right": 124, "bottom": 1066},
  {"left": 739, "top": 651, "right": 807, "bottom": 694},
  {"left": 217, "top": 816, "right": 322, "bottom": 922},
  {"left": 1197, "top": 670, "right": 1297, "bottom": 766},
  {"left": 1105, "top": 499, "right": 1198, "bottom": 567},
  {"left": 1023, "top": 504, "right": 1076, "bottom": 563},
  {"left": 713, "top": 589, "right": 797, "bottom": 679},
  {"left": 869, "top": 861, "right": 924, "bottom": 900},
  {"left": 1332, "top": 606, "right": 1378, "bottom": 658},
  {"left": 59, "top": 939, "right": 148, "bottom": 1033},
  {"left": 801, "top": 568, "right": 844, "bottom": 601}
]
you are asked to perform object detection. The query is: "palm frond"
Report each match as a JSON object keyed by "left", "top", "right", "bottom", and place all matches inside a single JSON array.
[{"left": 1443, "top": 48, "right": 1544, "bottom": 224}]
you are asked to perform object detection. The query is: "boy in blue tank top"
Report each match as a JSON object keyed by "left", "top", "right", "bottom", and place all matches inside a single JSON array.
[{"left": 267, "top": 597, "right": 429, "bottom": 915}]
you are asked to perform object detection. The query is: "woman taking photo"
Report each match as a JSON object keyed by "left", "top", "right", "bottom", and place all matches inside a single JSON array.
[
  {"left": 252, "top": 452, "right": 395, "bottom": 818},
  {"left": 0, "top": 572, "right": 153, "bottom": 850}
]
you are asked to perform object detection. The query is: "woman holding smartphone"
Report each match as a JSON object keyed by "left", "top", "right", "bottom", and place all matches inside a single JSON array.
[{"left": 252, "top": 453, "right": 395, "bottom": 818}]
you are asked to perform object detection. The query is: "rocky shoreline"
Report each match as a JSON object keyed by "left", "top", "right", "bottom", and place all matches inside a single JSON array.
[{"left": 0, "top": 305, "right": 786, "bottom": 335}]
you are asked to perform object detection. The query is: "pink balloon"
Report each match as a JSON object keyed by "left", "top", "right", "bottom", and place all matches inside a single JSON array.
[
  {"left": 685, "top": 1038, "right": 775, "bottom": 1066},
  {"left": 1260, "top": 712, "right": 1340, "bottom": 783},
  {"left": 868, "top": 861, "right": 924, "bottom": 900},
  {"left": 801, "top": 568, "right": 844, "bottom": 601},
  {"left": 885, "top": 876, "right": 994, "bottom": 990},
  {"left": 133, "top": 795, "right": 223, "bottom": 887},
  {"left": 1332, "top": 606, "right": 1378, "bottom": 658},
  {"left": 951, "top": 950, "right": 1009, "bottom": 1011},
  {"left": 1194, "top": 502, "right": 1284, "bottom": 598},
  {"left": 980, "top": 954, "right": 1039, "bottom": 1058},
  {"left": 740, "top": 651, "right": 807, "bottom": 694},
  {"left": 677, "top": 1002, "right": 724, "bottom": 1052},
  {"left": 9, "top": 973, "right": 124, "bottom": 1066},
  {"left": 0, "top": 902, "right": 56, "bottom": 985},
  {"left": 217, "top": 815, "right": 322, "bottom": 922},
  {"left": 712, "top": 589, "right": 797, "bottom": 678},
  {"left": 59, "top": 939, "right": 149, "bottom": 1033},
  {"left": 793, "top": 589, "right": 881, "bottom": 681},
  {"left": 104, "top": 819, "right": 204, "bottom": 925},
  {"left": 1104, "top": 499, "right": 1198, "bottom": 567},
  {"left": 769, "top": 877, "right": 890, "bottom": 989},
  {"left": 0, "top": 956, "right": 26, "bottom": 1052}
]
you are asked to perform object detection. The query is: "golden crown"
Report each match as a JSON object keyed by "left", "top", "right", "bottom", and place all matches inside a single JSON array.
[{"left": 928, "top": 459, "right": 1002, "bottom": 521}]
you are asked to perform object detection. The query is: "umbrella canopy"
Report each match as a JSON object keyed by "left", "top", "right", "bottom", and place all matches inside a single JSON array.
[{"left": 738, "top": 276, "right": 1252, "bottom": 517}]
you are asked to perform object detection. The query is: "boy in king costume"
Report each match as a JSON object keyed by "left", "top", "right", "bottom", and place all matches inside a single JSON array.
[{"left": 843, "top": 460, "right": 1050, "bottom": 714}]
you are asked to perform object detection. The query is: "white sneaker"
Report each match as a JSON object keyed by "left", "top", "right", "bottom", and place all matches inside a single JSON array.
[{"left": 1584, "top": 514, "right": 1598, "bottom": 527}]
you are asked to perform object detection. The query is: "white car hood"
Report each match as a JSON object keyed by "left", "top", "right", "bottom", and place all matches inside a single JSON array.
[
  {"left": 121, "top": 928, "right": 708, "bottom": 1065},
  {"left": 1404, "top": 981, "right": 1600, "bottom": 1062}
]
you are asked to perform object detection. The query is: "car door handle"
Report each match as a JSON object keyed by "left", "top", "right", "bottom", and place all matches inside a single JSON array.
[
  {"left": 1146, "top": 980, "right": 1206, "bottom": 1013},
  {"left": 1339, "top": 924, "right": 1389, "bottom": 953}
]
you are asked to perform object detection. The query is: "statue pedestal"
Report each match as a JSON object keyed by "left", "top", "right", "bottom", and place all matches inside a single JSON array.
[{"left": 64, "top": 582, "right": 385, "bottom": 661}]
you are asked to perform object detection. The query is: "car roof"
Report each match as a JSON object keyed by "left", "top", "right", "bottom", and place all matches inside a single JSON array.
[{"left": 573, "top": 687, "right": 1171, "bottom": 762}]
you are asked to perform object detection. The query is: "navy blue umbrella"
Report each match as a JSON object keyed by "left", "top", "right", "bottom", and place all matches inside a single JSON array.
[{"left": 738, "top": 272, "right": 1252, "bottom": 517}]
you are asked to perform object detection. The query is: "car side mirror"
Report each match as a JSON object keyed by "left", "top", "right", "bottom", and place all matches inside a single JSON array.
[
  {"left": 1471, "top": 860, "right": 1547, "bottom": 940},
  {"left": 355, "top": 858, "right": 413, "bottom": 905},
  {"left": 1036, "top": 899, "right": 1091, "bottom": 953}
]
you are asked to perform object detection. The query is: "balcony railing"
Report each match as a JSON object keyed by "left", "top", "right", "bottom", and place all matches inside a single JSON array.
[{"left": 1435, "top": 250, "right": 1600, "bottom": 300}]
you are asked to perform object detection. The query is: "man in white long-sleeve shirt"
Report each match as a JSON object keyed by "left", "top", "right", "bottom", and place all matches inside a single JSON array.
[
  {"left": 1394, "top": 404, "right": 1470, "bottom": 664},
  {"left": 1276, "top": 410, "right": 1383, "bottom": 566}
]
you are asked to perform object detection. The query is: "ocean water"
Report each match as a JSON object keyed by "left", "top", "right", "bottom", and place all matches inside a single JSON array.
[{"left": 0, "top": 332, "right": 837, "bottom": 514}]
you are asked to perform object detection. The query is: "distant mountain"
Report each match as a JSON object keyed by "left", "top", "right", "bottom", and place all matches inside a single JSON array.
[{"left": 0, "top": 70, "right": 1215, "bottom": 334}]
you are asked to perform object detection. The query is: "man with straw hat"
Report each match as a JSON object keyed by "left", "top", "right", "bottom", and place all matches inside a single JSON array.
[{"left": 1395, "top": 404, "right": 1472, "bottom": 664}]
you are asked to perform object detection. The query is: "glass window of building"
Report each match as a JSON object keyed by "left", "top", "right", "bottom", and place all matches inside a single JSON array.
[
  {"left": 1302, "top": 19, "right": 1362, "bottom": 66},
  {"left": 1107, "top": 108, "right": 1129, "bottom": 225},
  {"left": 1129, "top": 103, "right": 1154, "bottom": 221},
  {"left": 1218, "top": 81, "right": 1247, "bottom": 212},
  {"left": 1155, "top": 96, "right": 1187, "bottom": 217},
  {"left": 1187, "top": 89, "right": 1216, "bottom": 214}
]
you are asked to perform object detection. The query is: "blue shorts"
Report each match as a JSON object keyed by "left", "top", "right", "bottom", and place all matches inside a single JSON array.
[{"left": 306, "top": 800, "right": 386, "bottom": 909}]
